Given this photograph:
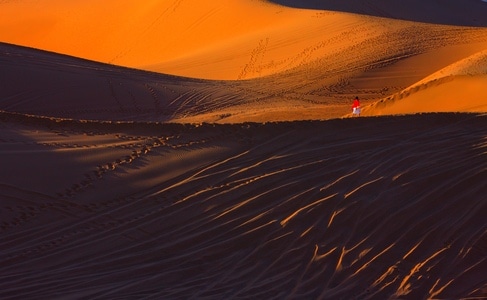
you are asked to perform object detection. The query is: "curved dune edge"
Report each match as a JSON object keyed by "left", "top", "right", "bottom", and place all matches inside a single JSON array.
[
  {"left": 364, "top": 75, "right": 487, "bottom": 117},
  {"left": 0, "top": 111, "right": 486, "bottom": 299},
  {"left": 364, "top": 50, "right": 487, "bottom": 117},
  {"left": 415, "top": 49, "right": 487, "bottom": 81}
]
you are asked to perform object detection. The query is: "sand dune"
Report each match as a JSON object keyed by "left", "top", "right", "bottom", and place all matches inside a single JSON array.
[
  {"left": 2, "top": 0, "right": 487, "bottom": 121},
  {"left": 1, "top": 0, "right": 487, "bottom": 298},
  {"left": 0, "top": 111, "right": 486, "bottom": 299},
  {"left": 2, "top": 34, "right": 487, "bottom": 123},
  {"left": 2, "top": 0, "right": 329, "bottom": 79},
  {"left": 0, "top": 42, "right": 231, "bottom": 122},
  {"left": 362, "top": 49, "right": 487, "bottom": 116},
  {"left": 364, "top": 75, "right": 487, "bottom": 116},
  {"left": 1, "top": 42, "right": 337, "bottom": 122},
  {"left": 1, "top": 0, "right": 487, "bottom": 81},
  {"left": 3, "top": 0, "right": 487, "bottom": 121}
]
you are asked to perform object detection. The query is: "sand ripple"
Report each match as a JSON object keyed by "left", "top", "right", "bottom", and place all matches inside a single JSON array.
[{"left": 0, "top": 112, "right": 486, "bottom": 299}]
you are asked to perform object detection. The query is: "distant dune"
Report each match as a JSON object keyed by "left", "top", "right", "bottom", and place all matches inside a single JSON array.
[
  {"left": 2, "top": 0, "right": 487, "bottom": 121},
  {"left": 269, "top": 0, "right": 487, "bottom": 26},
  {"left": 362, "top": 49, "right": 487, "bottom": 117},
  {"left": 0, "top": 0, "right": 487, "bottom": 299}
]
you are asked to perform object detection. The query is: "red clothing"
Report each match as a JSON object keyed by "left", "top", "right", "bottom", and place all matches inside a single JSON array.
[{"left": 352, "top": 99, "right": 360, "bottom": 110}]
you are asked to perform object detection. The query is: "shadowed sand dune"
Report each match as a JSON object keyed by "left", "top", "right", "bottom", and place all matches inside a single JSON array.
[
  {"left": 1, "top": 0, "right": 487, "bottom": 298},
  {"left": 268, "top": 0, "right": 487, "bottom": 26},
  {"left": 0, "top": 111, "right": 486, "bottom": 299},
  {"left": 0, "top": 42, "right": 240, "bottom": 122},
  {"left": 0, "top": 42, "right": 346, "bottom": 122}
]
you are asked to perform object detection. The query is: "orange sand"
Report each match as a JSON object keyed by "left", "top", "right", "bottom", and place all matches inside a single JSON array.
[{"left": 2, "top": 0, "right": 487, "bottom": 120}]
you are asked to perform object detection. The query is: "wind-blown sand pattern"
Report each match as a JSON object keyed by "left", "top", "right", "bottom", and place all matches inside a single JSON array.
[
  {"left": 1, "top": 0, "right": 487, "bottom": 299},
  {"left": 1, "top": 112, "right": 486, "bottom": 299}
]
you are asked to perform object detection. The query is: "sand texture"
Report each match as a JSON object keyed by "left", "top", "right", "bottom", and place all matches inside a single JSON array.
[
  {"left": 1, "top": 112, "right": 486, "bottom": 299},
  {"left": 1, "top": 0, "right": 487, "bottom": 299}
]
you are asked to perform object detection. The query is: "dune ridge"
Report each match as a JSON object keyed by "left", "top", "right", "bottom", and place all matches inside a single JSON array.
[{"left": 363, "top": 49, "right": 487, "bottom": 116}]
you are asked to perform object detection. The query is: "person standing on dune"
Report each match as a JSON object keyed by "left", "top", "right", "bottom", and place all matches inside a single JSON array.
[{"left": 352, "top": 96, "right": 361, "bottom": 116}]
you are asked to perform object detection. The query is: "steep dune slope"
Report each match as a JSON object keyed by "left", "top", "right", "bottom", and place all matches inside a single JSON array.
[
  {"left": 1, "top": 42, "right": 345, "bottom": 122},
  {"left": 363, "top": 49, "right": 487, "bottom": 116}
]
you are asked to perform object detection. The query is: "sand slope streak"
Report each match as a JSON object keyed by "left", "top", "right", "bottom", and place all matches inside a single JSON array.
[{"left": 0, "top": 111, "right": 486, "bottom": 299}]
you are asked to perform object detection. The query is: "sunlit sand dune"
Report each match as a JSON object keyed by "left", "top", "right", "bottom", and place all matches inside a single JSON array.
[
  {"left": 364, "top": 75, "right": 487, "bottom": 116},
  {"left": 2, "top": 0, "right": 337, "bottom": 79},
  {"left": 363, "top": 50, "right": 487, "bottom": 116},
  {"left": 1, "top": 0, "right": 486, "bottom": 80},
  {"left": 2, "top": 0, "right": 487, "bottom": 120}
]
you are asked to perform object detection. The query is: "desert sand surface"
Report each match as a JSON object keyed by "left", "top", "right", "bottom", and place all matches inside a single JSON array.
[
  {"left": 0, "top": 111, "right": 486, "bottom": 299},
  {"left": 269, "top": 0, "right": 487, "bottom": 26},
  {"left": 1, "top": 0, "right": 487, "bottom": 299},
  {"left": 2, "top": 1, "right": 487, "bottom": 120}
]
